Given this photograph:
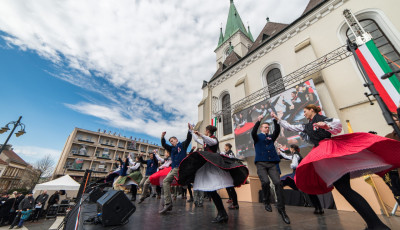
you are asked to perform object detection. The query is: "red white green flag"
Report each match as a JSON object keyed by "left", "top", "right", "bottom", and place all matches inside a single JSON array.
[
  {"left": 355, "top": 40, "right": 400, "bottom": 112},
  {"left": 211, "top": 117, "right": 218, "bottom": 126}
]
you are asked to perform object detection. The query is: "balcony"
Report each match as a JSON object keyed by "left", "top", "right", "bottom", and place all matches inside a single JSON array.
[
  {"left": 127, "top": 146, "right": 137, "bottom": 151},
  {"left": 100, "top": 143, "right": 115, "bottom": 147},
  {"left": 94, "top": 168, "right": 108, "bottom": 173},
  {"left": 72, "top": 153, "right": 90, "bottom": 157},
  {"left": 76, "top": 138, "right": 95, "bottom": 144},
  {"left": 66, "top": 167, "right": 84, "bottom": 172},
  {"left": 96, "top": 155, "right": 111, "bottom": 160}
]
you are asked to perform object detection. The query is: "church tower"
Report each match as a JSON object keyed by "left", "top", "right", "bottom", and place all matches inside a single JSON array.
[{"left": 215, "top": 0, "right": 254, "bottom": 68}]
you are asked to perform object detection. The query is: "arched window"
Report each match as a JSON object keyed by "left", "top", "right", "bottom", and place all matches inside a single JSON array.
[
  {"left": 266, "top": 68, "right": 285, "bottom": 97},
  {"left": 346, "top": 19, "right": 400, "bottom": 81},
  {"left": 221, "top": 94, "right": 232, "bottom": 136}
]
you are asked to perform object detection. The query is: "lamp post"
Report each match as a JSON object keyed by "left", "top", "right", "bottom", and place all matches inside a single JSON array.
[{"left": 0, "top": 116, "right": 26, "bottom": 155}]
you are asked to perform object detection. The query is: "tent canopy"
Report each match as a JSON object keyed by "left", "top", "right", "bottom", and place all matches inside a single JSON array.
[{"left": 33, "top": 174, "right": 80, "bottom": 192}]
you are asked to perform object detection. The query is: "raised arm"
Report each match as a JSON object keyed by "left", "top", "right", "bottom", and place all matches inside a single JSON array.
[
  {"left": 182, "top": 128, "right": 193, "bottom": 151},
  {"left": 251, "top": 115, "right": 263, "bottom": 143},
  {"left": 271, "top": 119, "right": 281, "bottom": 142},
  {"left": 191, "top": 130, "right": 204, "bottom": 145},
  {"left": 161, "top": 131, "right": 172, "bottom": 152},
  {"left": 154, "top": 152, "right": 164, "bottom": 163},
  {"left": 138, "top": 155, "right": 147, "bottom": 164}
]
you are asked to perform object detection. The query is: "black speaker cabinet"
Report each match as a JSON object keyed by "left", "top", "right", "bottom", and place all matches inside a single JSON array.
[
  {"left": 97, "top": 190, "right": 136, "bottom": 226},
  {"left": 89, "top": 187, "right": 105, "bottom": 203}
]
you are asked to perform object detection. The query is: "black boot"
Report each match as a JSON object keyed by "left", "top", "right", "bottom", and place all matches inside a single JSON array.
[
  {"left": 278, "top": 208, "right": 290, "bottom": 224},
  {"left": 211, "top": 210, "right": 228, "bottom": 223},
  {"left": 131, "top": 186, "right": 137, "bottom": 201}
]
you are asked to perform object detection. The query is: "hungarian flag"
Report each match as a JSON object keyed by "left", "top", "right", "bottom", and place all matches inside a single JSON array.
[
  {"left": 355, "top": 40, "right": 400, "bottom": 112},
  {"left": 211, "top": 117, "right": 218, "bottom": 126}
]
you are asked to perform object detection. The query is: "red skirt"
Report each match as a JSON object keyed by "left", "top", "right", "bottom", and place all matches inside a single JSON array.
[
  {"left": 294, "top": 132, "right": 400, "bottom": 194},
  {"left": 149, "top": 167, "right": 178, "bottom": 186}
]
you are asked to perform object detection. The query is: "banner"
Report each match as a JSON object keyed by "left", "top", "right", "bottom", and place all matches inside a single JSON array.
[{"left": 233, "top": 79, "right": 324, "bottom": 158}]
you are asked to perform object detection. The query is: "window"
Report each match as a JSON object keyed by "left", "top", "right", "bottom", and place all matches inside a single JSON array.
[
  {"left": 222, "top": 94, "right": 233, "bottom": 136},
  {"left": 346, "top": 19, "right": 400, "bottom": 81},
  {"left": 266, "top": 68, "right": 285, "bottom": 97}
]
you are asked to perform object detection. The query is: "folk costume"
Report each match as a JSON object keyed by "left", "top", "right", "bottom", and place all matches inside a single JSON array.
[
  {"left": 138, "top": 154, "right": 159, "bottom": 203},
  {"left": 279, "top": 113, "right": 400, "bottom": 229},
  {"left": 178, "top": 131, "right": 248, "bottom": 223},
  {"left": 159, "top": 130, "right": 192, "bottom": 214},
  {"left": 251, "top": 119, "right": 290, "bottom": 224}
]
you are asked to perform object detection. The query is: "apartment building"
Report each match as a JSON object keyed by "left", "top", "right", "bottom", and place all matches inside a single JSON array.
[{"left": 53, "top": 128, "right": 166, "bottom": 181}]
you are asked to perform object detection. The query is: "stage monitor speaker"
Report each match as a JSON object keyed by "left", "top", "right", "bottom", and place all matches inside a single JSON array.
[
  {"left": 89, "top": 187, "right": 105, "bottom": 203},
  {"left": 97, "top": 190, "right": 136, "bottom": 226}
]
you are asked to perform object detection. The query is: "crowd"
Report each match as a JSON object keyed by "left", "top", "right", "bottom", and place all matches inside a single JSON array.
[{"left": 0, "top": 190, "right": 61, "bottom": 229}]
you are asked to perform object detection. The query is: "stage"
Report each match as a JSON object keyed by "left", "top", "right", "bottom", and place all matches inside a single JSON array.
[{"left": 79, "top": 194, "right": 400, "bottom": 230}]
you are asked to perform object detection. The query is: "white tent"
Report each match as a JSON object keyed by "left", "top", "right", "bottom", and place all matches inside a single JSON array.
[{"left": 33, "top": 174, "right": 80, "bottom": 192}]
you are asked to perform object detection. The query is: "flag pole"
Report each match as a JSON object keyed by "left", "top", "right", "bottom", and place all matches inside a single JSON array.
[{"left": 347, "top": 39, "right": 400, "bottom": 137}]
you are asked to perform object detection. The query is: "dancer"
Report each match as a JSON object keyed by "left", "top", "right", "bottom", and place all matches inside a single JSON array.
[
  {"left": 278, "top": 145, "right": 317, "bottom": 211},
  {"left": 251, "top": 114, "right": 290, "bottom": 224},
  {"left": 159, "top": 124, "right": 192, "bottom": 214},
  {"left": 178, "top": 125, "right": 249, "bottom": 223},
  {"left": 138, "top": 151, "right": 159, "bottom": 204},
  {"left": 114, "top": 155, "right": 142, "bottom": 201},
  {"left": 272, "top": 104, "right": 400, "bottom": 230},
  {"left": 220, "top": 143, "right": 239, "bottom": 210}
]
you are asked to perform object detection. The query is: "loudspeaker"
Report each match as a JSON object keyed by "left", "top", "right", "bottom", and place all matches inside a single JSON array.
[
  {"left": 97, "top": 190, "right": 136, "bottom": 226},
  {"left": 89, "top": 187, "right": 105, "bottom": 203}
]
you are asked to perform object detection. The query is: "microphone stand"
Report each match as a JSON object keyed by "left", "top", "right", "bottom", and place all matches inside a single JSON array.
[{"left": 347, "top": 39, "right": 400, "bottom": 137}]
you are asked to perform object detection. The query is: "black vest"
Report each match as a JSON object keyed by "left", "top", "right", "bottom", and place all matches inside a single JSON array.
[
  {"left": 303, "top": 114, "right": 333, "bottom": 146},
  {"left": 204, "top": 135, "right": 218, "bottom": 153}
]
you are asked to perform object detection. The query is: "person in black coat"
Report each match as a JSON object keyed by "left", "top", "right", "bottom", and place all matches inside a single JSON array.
[
  {"left": 0, "top": 195, "right": 15, "bottom": 226},
  {"left": 31, "top": 191, "right": 49, "bottom": 221}
]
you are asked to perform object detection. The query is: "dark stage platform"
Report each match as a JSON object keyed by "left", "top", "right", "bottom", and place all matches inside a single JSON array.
[{"left": 79, "top": 194, "right": 400, "bottom": 230}]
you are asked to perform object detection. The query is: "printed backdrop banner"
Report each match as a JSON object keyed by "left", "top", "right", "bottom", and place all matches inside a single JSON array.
[{"left": 233, "top": 79, "right": 324, "bottom": 158}]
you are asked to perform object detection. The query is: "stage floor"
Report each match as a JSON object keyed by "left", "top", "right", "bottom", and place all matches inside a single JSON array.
[{"left": 81, "top": 195, "right": 400, "bottom": 230}]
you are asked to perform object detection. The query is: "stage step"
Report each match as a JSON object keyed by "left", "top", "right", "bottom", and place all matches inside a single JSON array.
[{"left": 48, "top": 217, "right": 64, "bottom": 230}]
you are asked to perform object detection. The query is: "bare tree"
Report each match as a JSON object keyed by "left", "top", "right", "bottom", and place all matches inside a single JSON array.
[{"left": 34, "top": 154, "right": 55, "bottom": 178}]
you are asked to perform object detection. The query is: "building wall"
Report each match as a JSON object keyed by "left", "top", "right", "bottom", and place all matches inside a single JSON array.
[{"left": 199, "top": 0, "right": 400, "bottom": 176}]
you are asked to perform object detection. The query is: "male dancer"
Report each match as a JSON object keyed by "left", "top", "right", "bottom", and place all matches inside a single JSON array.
[
  {"left": 251, "top": 115, "right": 290, "bottom": 224},
  {"left": 159, "top": 123, "right": 192, "bottom": 214},
  {"left": 138, "top": 151, "right": 159, "bottom": 204}
]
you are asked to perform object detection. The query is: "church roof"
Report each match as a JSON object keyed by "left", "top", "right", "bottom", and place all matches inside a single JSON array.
[
  {"left": 210, "top": 51, "right": 242, "bottom": 82},
  {"left": 302, "top": 0, "right": 325, "bottom": 15},
  {"left": 217, "top": 0, "right": 253, "bottom": 48},
  {"left": 248, "top": 21, "right": 288, "bottom": 53}
]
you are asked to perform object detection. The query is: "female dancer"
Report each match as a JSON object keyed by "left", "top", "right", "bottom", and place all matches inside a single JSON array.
[
  {"left": 178, "top": 125, "right": 249, "bottom": 223},
  {"left": 115, "top": 155, "right": 143, "bottom": 201},
  {"left": 278, "top": 145, "right": 319, "bottom": 212},
  {"left": 273, "top": 104, "right": 400, "bottom": 230}
]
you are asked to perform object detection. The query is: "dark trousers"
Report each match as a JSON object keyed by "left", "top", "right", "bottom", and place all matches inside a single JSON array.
[
  {"left": 32, "top": 207, "right": 42, "bottom": 220},
  {"left": 256, "top": 161, "right": 285, "bottom": 210},
  {"left": 10, "top": 212, "right": 21, "bottom": 227},
  {"left": 226, "top": 187, "right": 238, "bottom": 206}
]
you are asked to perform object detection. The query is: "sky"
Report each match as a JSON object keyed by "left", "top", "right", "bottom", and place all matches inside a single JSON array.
[{"left": 0, "top": 0, "right": 310, "bottom": 165}]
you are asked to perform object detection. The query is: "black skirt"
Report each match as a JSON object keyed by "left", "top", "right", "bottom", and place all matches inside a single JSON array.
[{"left": 177, "top": 151, "right": 249, "bottom": 187}]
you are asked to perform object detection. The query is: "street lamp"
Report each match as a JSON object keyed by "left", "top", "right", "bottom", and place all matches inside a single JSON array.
[{"left": 0, "top": 116, "right": 26, "bottom": 155}]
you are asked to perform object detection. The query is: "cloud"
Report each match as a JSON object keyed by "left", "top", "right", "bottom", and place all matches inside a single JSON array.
[
  {"left": 13, "top": 145, "right": 61, "bottom": 162},
  {"left": 0, "top": 0, "right": 310, "bottom": 138}
]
